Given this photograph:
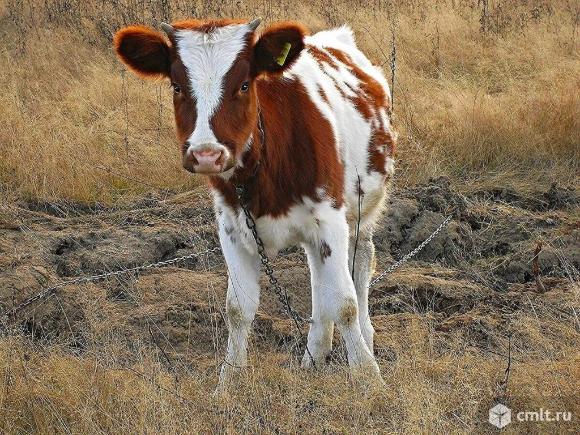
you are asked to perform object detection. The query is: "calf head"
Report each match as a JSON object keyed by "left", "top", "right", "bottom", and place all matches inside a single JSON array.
[{"left": 114, "top": 19, "right": 306, "bottom": 175}]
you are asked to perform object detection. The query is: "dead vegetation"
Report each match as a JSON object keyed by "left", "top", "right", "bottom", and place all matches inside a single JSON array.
[
  {"left": 0, "top": 0, "right": 579, "bottom": 433},
  {"left": 0, "top": 0, "right": 578, "bottom": 202}
]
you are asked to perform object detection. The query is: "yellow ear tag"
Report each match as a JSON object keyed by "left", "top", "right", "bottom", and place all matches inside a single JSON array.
[{"left": 275, "top": 42, "right": 292, "bottom": 66}]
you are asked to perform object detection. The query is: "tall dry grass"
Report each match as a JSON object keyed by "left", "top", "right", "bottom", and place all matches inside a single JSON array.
[
  {"left": 1, "top": 313, "right": 578, "bottom": 433},
  {"left": 1, "top": 3, "right": 579, "bottom": 433},
  {"left": 0, "top": 0, "right": 578, "bottom": 203}
]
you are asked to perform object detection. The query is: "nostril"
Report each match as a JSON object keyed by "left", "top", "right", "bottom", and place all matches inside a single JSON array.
[{"left": 215, "top": 151, "right": 225, "bottom": 166}]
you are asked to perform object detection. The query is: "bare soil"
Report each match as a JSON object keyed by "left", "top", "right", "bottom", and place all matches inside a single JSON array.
[{"left": 1, "top": 177, "right": 577, "bottom": 358}]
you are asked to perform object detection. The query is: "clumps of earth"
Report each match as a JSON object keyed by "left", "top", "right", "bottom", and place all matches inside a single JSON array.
[
  {"left": 0, "top": 178, "right": 578, "bottom": 362},
  {"left": 376, "top": 177, "right": 578, "bottom": 289}
]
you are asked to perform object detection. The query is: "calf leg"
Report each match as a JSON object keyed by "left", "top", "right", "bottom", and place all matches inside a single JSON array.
[
  {"left": 217, "top": 218, "right": 260, "bottom": 387},
  {"left": 301, "top": 243, "right": 335, "bottom": 367},
  {"left": 303, "top": 207, "right": 380, "bottom": 375},
  {"left": 348, "top": 231, "right": 375, "bottom": 352}
]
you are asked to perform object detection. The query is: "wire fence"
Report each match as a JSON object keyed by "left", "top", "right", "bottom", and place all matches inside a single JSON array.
[{"left": 1, "top": 212, "right": 452, "bottom": 327}]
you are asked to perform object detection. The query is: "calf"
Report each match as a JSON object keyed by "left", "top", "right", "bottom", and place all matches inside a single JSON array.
[{"left": 114, "top": 18, "right": 396, "bottom": 384}]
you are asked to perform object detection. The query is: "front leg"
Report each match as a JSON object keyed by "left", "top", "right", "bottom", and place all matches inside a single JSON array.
[
  {"left": 303, "top": 206, "right": 380, "bottom": 376},
  {"left": 301, "top": 242, "right": 335, "bottom": 367},
  {"left": 217, "top": 211, "right": 260, "bottom": 387}
]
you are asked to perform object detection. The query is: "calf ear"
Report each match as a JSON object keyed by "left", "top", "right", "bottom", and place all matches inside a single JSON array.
[
  {"left": 113, "top": 26, "right": 171, "bottom": 78},
  {"left": 252, "top": 22, "right": 307, "bottom": 76}
]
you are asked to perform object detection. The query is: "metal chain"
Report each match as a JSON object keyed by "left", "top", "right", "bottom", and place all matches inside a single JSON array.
[
  {"left": 1, "top": 247, "right": 221, "bottom": 321},
  {"left": 234, "top": 183, "right": 452, "bottom": 365},
  {"left": 369, "top": 214, "right": 453, "bottom": 287},
  {"left": 234, "top": 107, "right": 311, "bottom": 326},
  {"left": 235, "top": 187, "right": 311, "bottom": 325},
  {"left": 234, "top": 185, "right": 315, "bottom": 366},
  {"left": 2, "top": 205, "right": 452, "bottom": 324}
]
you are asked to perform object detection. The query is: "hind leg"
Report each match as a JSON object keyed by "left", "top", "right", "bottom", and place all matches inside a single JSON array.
[
  {"left": 347, "top": 183, "right": 387, "bottom": 353},
  {"left": 349, "top": 230, "right": 375, "bottom": 352}
]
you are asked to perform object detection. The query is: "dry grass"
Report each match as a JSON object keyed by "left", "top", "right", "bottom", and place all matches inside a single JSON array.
[
  {"left": 0, "top": 0, "right": 578, "bottom": 203},
  {"left": 0, "top": 26, "right": 193, "bottom": 203},
  {"left": 0, "top": 1, "right": 579, "bottom": 433},
  {"left": 1, "top": 215, "right": 578, "bottom": 434},
  {"left": 1, "top": 309, "right": 578, "bottom": 434}
]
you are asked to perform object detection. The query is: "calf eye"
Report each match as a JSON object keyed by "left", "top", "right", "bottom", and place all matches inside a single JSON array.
[
  {"left": 240, "top": 81, "right": 250, "bottom": 93},
  {"left": 172, "top": 83, "right": 181, "bottom": 94}
]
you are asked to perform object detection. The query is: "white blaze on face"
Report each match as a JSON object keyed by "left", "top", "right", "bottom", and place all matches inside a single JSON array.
[{"left": 175, "top": 24, "right": 252, "bottom": 149}]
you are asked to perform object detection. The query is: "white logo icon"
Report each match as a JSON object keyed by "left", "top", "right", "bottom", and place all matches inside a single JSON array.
[{"left": 489, "top": 403, "right": 512, "bottom": 429}]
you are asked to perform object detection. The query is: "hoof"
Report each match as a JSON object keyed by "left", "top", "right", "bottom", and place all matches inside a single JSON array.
[
  {"left": 352, "top": 361, "right": 384, "bottom": 388},
  {"left": 217, "top": 360, "right": 244, "bottom": 393},
  {"left": 213, "top": 382, "right": 228, "bottom": 398},
  {"left": 301, "top": 352, "right": 317, "bottom": 369}
]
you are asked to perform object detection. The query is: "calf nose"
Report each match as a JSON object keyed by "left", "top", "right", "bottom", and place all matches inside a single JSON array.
[{"left": 191, "top": 148, "right": 224, "bottom": 173}]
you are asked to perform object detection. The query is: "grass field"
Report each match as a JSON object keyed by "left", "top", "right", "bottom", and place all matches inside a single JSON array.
[
  {"left": 0, "top": 0, "right": 578, "bottom": 433},
  {"left": 1, "top": 0, "right": 578, "bottom": 203}
]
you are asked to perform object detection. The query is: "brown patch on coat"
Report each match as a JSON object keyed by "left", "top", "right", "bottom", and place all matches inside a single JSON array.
[
  {"left": 171, "top": 56, "right": 197, "bottom": 149},
  {"left": 326, "top": 48, "right": 389, "bottom": 113},
  {"left": 317, "top": 85, "right": 330, "bottom": 104},
  {"left": 209, "top": 78, "right": 344, "bottom": 217},
  {"left": 210, "top": 46, "right": 258, "bottom": 163},
  {"left": 308, "top": 45, "right": 338, "bottom": 69},
  {"left": 323, "top": 47, "right": 397, "bottom": 174},
  {"left": 368, "top": 129, "right": 396, "bottom": 175}
]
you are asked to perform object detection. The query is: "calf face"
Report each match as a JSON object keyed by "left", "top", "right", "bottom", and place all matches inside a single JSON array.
[{"left": 114, "top": 19, "right": 306, "bottom": 175}]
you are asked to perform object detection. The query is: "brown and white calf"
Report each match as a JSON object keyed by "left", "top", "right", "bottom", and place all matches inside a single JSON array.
[{"left": 114, "top": 18, "right": 396, "bottom": 383}]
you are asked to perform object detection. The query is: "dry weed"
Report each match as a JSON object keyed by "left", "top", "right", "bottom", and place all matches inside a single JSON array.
[{"left": 0, "top": 1, "right": 579, "bottom": 434}]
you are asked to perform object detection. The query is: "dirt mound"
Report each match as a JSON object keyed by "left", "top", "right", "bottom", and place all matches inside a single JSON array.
[
  {"left": 51, "top": 228, "right": 198, "bottom": 277},
  {"left": 471, "top": 182, "right": 578, "bottom": 211},
  {"left": 376, "top": 177, "right": 473, "bottom": 266}
]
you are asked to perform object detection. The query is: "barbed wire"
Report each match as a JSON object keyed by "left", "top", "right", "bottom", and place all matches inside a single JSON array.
[
  {"left": 1, "top": 213, "right": 453, "bottom": 324},
  {"left": 1, "top": 247, "right": 222, "bottom": 322}
]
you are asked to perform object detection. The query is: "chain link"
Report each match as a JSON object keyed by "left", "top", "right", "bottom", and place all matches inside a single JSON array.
[
  {"left": 369, "top": 214, "right": 453, "bottom": 287},
  {"left": 2, "top": 209, "right": 452, "bottom": 325},
  {"left": 235, "top": 185, "right": 315, "bottom": 365},
  {"left": 1, "top": 247, "right": 222, "bottom": 321},
  {"left": 235, "top": 110, "right": 311, "bottom": 325},
  {"left": 234, "top": 184, "right": 452, "bottom": 365}
]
